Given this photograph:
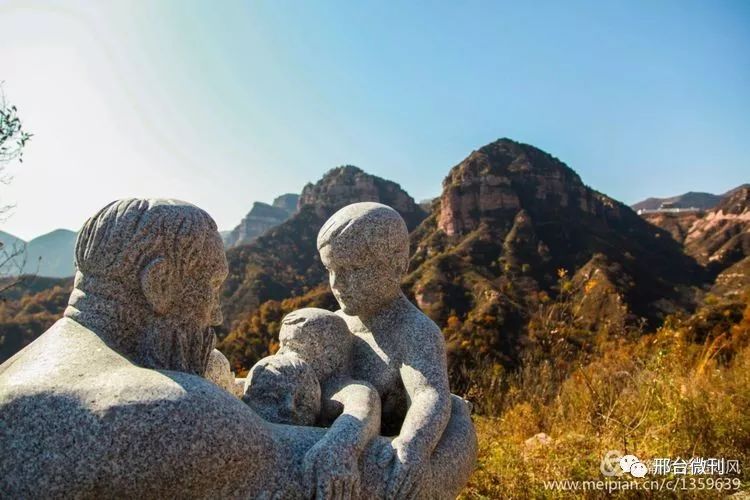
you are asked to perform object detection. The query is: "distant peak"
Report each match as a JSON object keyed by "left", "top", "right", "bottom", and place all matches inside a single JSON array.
[
  {"left": 321, "top": 165, "right": 364, "bottom": 178},
  {"left": 32, "top": 229, "right": 77, "bottom": 241},
  {"left": 298, "top": 165, "right": 425, "bottom": 228}
]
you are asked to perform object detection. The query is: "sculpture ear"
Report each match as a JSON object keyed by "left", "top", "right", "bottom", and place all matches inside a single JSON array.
[{"left": 140, "top": 257, "right": 176, "bottom": 315}]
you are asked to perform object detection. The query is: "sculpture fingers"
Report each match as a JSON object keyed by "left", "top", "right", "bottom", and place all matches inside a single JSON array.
[
  {"left": 377, "top": 443, "right": 394, "bottom": 468},
  {"left": 332, "top": 478, "right": 344, "bottom": 500},
  {"left": 350, "top": 476, "right": 361, "bottom": 500},
  {"left": 395, "top": 469, "right": 418, "bottom": 500},
  {"left": 317, "top": 478, "right": 333, "bottom": 500},
  {"left": 340, "top": 477, "right": 354, "bottom": 500},
  {"left": 385, "top": 462, "right": 405, "bottom": 500}
]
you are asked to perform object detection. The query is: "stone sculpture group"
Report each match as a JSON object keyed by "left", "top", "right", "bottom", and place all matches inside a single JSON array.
[{"left": 0, "top": 199, "right": 477, "bottom": 498}]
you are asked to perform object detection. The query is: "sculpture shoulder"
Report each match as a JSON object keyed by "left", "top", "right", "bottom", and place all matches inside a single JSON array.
[
  {"left": 0, "top": 318, "right": 264, "bottom": 431},
  {"left": 0, "top": 371, "right": 278, "bottom": 498},
  {"left": 398, "top": 300, "right": 445, "bottom": 351}
]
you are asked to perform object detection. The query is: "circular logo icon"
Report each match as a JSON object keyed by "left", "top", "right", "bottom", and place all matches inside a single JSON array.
[
  {"left": 619, "top": 455, "right": 639, "bottom": 473},
  {"left": 600, "top": 450, "right": 624, "bottom": 477},
  {"left": 630, "top": 462, "right": 648, "bottom": 478}
]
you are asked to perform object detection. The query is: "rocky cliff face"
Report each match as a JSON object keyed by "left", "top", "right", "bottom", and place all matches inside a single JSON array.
[
  {"left": 405, "top": 138, "right": 705, "bottom": 368},
  {"left": 642, "top": 186, "right": 750, "bottom": 273},
  {"left": 640, "top": 211, "right": 704, "bottom": 244},
  {"left": 683, "top": 187, "right": 750, "bottom": 271},
  {"left": 223, "top": 194, "right": 299, "bottom": 248},
  {"left": 298, "top": 165, "right": 425, "bottom": 229},
  {"left": 436, "top": 141, "right": 624, "bottom": 236}
]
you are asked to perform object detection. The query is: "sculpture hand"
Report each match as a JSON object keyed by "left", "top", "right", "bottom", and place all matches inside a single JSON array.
[
  {"left": 385, "top": 438, "right": 424, "bottom": 500},
  {"left": 303, "top": 437, "right": 361, "bottom": 500}
]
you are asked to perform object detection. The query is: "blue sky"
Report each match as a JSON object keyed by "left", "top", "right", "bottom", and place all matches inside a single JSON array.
[{"left": 2, "top": 0, "right": 748, "bottom": 240}]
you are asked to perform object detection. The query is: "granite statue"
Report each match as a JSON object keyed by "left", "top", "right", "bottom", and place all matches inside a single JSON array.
[
  {"left": 0, "top": 198, "right": 476, "bottom": 499},
  {"left": 245, "top": 308, "right": 383, "bottom": 498}
]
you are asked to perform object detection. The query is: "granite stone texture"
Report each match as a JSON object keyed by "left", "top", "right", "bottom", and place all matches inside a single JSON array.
[
  {"left": 205, "top": 348, "right": 243, "bottom": 397},
  {"left": 316, "top": 202, "right": 478, "bottom": 498},
  {"left": 243, "top": 353, "right": 322, "bottom": 426},
  {"left": 0, "top": 198, "right": 476, "bottom": 499}
]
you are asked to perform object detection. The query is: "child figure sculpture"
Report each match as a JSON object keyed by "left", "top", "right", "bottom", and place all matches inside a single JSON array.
[
  {"left": 245, "top": 202, "right": 477, "bottom": 500},
  {"left": 317, "top": 202, "right": 455, "bottom": 499}
]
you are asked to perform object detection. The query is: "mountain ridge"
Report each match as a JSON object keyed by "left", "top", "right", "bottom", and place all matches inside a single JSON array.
[{"left": 632, "top": 183, "right": 750, "bottom": 211}]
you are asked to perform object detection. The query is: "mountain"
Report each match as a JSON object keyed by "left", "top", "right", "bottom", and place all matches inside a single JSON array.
[
  {"left": 402, "top": 139, "right": 705, "bottom": 367},
  {"left": 632, "top": 184, "right": 750, "bottom": 212},
  {"left": 682, "top": 186, "right": 750, "bottom": 272},
  {"left": 272, "top": 193, "right": 300, "bottom": 214},
  {"left": 25, "top": 229, "right": 77, "bottom": 277},
  {"left": 219, "top": 166, "right": 427, "bottom": 333},
  {"left": 638, "top": 210, "right": 703, "bottom": 243},
  {"left": 0, "top": 230, "right": 24, "bottom": 249},
  {"left": 0, "top": 230, "right": 26, "bottom": 275},
  {"left": 223, "top": 194, "right": 300, "bottom": 248},
  {"left": 0, "top": 229, "right": 77, "bottom": 278},
  {"left": 641, "top": 185, "right": 750, "bottom": 275},
  {"left": 633, "top": 192, "right": 721, "bottom": 211},
  {"left": 218, "top": 140, "right": 707, "bottom": 377}
]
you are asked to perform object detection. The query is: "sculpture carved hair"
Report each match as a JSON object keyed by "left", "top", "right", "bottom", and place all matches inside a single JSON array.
[
  {"left": 316, "top": 202, "right": 409, "bottom": 274},
  {"left": 64, "top": 198, "right": 220, "bottom": 374},
  {"left": 73, "top": 198, "right": 217, "bottom": 286}
]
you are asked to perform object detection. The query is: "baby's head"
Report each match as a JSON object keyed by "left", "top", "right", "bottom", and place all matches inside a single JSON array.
[
  {"left": 277, "top": 307, "right": 352, "bottom": 381},
  {"left": 243, "top": 353, "right": 321, "bottom": 426}
]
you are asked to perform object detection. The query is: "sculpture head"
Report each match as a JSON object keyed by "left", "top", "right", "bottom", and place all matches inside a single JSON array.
[
  {"left": 64, "top": 199, "right": 227, "bottom": 376},
  {"left": 243, "top": 353, "right": 321, "bottom": 426},
  {"left": 317, "top": 202, "right": 409, "bottom": 317},
  {"left": 277, "top": 307, "right": 352, "bottom": 381}
]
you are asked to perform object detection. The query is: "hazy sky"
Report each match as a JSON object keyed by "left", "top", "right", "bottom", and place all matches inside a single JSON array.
[{"left": 2, "top": 0, "right": 748, "bottom": 241}]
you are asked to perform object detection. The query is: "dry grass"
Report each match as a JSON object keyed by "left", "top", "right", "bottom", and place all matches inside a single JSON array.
[{"left": 459, "top": 302, "right": 750, "bottom": 498}]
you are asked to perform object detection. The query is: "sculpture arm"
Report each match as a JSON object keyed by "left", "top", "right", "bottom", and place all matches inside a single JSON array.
[
  {"left": 396, "top": 326, "right": 451, "bottom": 460},
  {"left": 303, "top": 378, "right": 381, "bottom": 499},
  {"left": 323, "top": 378, "right": 382, "bottom": 454},
  {"left": 384, "top": 322, "right": 451, "bottom": 499}
]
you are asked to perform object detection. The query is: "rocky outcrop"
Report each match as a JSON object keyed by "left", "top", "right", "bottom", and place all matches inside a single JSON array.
[
  {"left": 641, "top": 211, "right": 704, "bottom": 244},
  {"left": 272, "top": 193, "right": 300, "bottom": 214},
  {"left": 224, "top": 194, "right": 299, "bottom": 248},
  {"left": 406, "top": 138, "right": 705, "bottom": 369},
  {"left": 437, "top": 140, "right": 624, "bottom": 236},
  {"left": 683, "top": 187, "right": 750, "bottom": 270},
  {"left": 299, "top": 165, "right": 426, "bottom": 229}
]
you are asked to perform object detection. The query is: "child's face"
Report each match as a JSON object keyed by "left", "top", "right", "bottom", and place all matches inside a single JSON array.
[
  {"left": 320, "top": 245, "right": 400, "bottom": 316},
  {"left": 243, "top": 361, "right": 320, "bottom": 426}
]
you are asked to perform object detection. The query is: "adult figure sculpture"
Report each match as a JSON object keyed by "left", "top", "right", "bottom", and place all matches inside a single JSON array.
[
  {"left": 0, "top": 199, "right": 284, "bottom": 497},
  {"left": 0, "top": 198, "right": 475, "bottom": 499}
]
